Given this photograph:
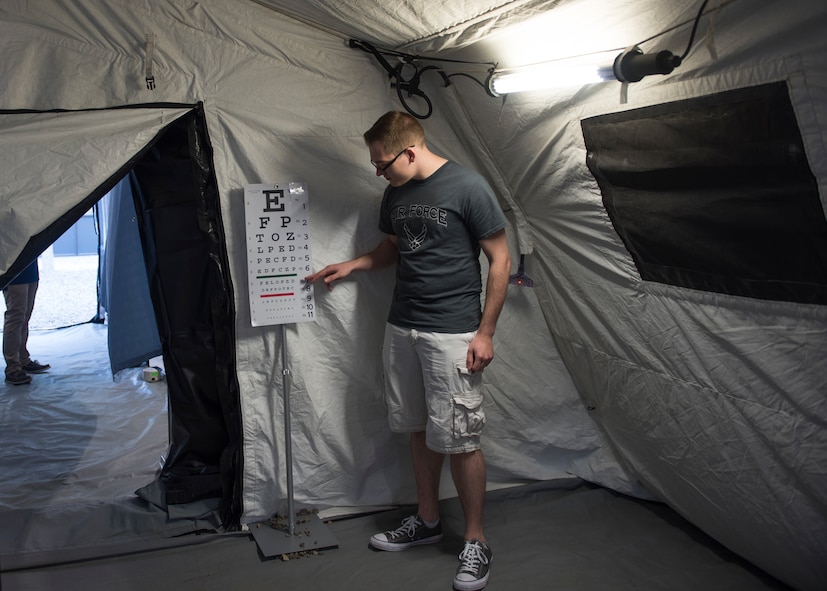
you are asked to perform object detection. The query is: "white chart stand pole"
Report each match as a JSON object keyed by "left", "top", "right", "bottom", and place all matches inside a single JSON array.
[
  {"left": 250, "top": 325, "right": 338, "bottom": 557},
  {"left": 281, "top": 323, "right": 295, "bottom": 535}
]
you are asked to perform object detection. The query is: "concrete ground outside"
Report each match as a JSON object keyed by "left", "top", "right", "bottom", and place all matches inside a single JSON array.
[{"left": 1, "top": 251, "right": 99, "bottom": 333}]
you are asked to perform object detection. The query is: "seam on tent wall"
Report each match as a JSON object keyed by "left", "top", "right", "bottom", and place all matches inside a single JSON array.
[
  {"left": 0, "top": 103, "right": 199, "bottom": 285},
  {"left": 246, "top": 0, "right": 344, "bottom": 41},
  {"left": 441, "top": 83, "right": 535, "bottom": 255},
  {"left": 556, "top": 332, "right": 797, "bottom": 415},
  {"left": 0, "top": 20, "right": 138, "bottom": 62},
  {"left": 0, "top": 102, "right": 198, "bottom": 116},
  {"left": 639, "top": 281, "right": 827, "bottom": 321},
  {"left": 395, "top": 0, "right": 565, "bottom": 52},
  {"left": 246, "top": 0, "right": 549, "bottom": 52}
]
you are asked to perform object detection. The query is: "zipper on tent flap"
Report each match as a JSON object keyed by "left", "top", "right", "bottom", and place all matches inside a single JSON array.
[{"left": 145, "top": 33, "right": 156, "bottom": 90}]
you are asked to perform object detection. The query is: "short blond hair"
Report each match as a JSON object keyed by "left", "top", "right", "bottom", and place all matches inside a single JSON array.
[{"left": 363, "top": 111, "right": 425, "bottom": 153}]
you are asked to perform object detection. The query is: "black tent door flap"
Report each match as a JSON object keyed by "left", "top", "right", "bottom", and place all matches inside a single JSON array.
[{"left": 129, "top": 107, "right": 242, "bottom": 526}]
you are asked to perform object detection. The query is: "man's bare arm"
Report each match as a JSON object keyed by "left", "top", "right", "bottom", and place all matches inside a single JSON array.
[
  {"left": 466, "top": 229, "right": 510, "bottom": 372},
  {"left": 304, "top": 236, "right": 398, "bottom": 291}
]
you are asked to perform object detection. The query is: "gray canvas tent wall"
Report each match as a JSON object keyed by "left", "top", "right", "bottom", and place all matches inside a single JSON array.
[{"left": 0, "top": 1, "right": 825, "bottom": 590}]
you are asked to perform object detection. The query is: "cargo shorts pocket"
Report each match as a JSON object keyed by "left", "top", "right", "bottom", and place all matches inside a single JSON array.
[{"left": 451, "top": 362, "right": 485, "bottom": 439}]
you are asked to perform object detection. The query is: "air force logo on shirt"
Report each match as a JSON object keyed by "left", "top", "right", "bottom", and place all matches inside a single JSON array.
[
  {"left": 392, "top": 203, "right": 447, "bottom": 251},
  {"left": 403, "top": 223, "right": 427, "bottom": 250}
]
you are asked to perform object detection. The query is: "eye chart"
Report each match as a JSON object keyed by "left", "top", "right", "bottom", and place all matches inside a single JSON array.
[{"left": 244, "top": 182, "right": 316, "bottom": 327}]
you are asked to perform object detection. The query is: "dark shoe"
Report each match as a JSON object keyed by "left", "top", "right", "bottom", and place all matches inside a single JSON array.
[
  {"left": 454, "top": 539, "right": 492, "bottom": 591},
  {"left": 369, "top": 514, "right": 443, "bottom": 551},
  {"left": 21, "top": 360, "right": 50, "bottom": 373},
  {"left": 5, "top": 370, "right": 32, "bottom": 385}
]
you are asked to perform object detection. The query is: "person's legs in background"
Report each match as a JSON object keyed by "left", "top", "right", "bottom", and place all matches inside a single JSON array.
[
  {"left": 4, "top": 283, "right": 32, "bottom": 384},
  {"left": 3, "top": 281, "right": 44, "bottom": 385}
]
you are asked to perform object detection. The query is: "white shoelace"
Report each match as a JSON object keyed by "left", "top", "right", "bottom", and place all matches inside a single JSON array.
[
  {"left": 458, "top": 541, "right": 489, "bottom": 573},
  {"left": 388, "top": 515, "right": 422, "bottom": 539}
]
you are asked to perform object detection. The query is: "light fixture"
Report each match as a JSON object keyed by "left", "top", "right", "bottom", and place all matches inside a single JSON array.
[
  {"left": 488, "top": 59, "right": 614, "bottom": 95},
  {"left": 487, "top": 45, "right": 681, "bottom": 95},
  {"left": 487, "top": 0, "right": 708, "bottom": 95},
  {"left": 348, "top": 0, "right": 707, "bottom": 112},
  {"left": 612, "top": 45, "right": 682, "bottom": 83}
]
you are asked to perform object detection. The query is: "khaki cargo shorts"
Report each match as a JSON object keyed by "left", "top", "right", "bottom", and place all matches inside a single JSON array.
[{"left": 382, "top": 323, "right": 485, "bottom": 454}]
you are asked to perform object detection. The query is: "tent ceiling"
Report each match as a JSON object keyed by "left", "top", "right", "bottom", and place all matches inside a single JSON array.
[
  {"left": 245, "top": 0, "right": 695, "bottom": 63},
  {"left": 246, "top": 0, "right": 572, "bottom": 51}
]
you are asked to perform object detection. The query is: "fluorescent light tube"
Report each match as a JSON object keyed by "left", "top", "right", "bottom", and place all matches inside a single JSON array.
[{"left": 489, "top": 63, "right": 614, "bottom": 94}]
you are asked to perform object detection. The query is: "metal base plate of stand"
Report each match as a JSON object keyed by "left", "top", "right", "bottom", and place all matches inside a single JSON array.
[{"left": 250, "top": 511, "right": 338, "bottom": 558}]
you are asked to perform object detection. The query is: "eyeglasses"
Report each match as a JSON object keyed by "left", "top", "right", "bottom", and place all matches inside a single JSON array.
[{"left": 371, "top": 146, "right": 414, "bottom": 172}]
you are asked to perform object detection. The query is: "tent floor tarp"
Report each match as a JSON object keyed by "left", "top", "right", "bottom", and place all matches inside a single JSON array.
[
  {"left": 0, "top": 322, "right": 168, "bottom": 512},
  {"left": 2, "top": 481, "right": 788, "bottom": 591},
  {"left": 0, "top": 325, "right": 789, "bottom": 590}
]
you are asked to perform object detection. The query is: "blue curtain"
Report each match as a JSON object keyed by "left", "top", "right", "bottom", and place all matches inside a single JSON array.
[{"left": 100, "top": 174, "right": 162, "bottom": 375}]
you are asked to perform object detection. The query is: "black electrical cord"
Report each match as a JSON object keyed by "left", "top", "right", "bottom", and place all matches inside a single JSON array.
[
  {"left": 680, "top": 0, "right": 711, "bottom": 60},
  {"left": 614, "top": 0, "right": 713, "bottom": 83},
  {"left": 349, "top": 39, "right": 496, "bottom": 119},
  {"left": 443, "top": 72, "right": 493, "bottom": 92}
]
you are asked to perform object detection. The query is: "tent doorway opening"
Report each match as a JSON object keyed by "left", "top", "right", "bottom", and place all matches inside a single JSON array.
[
  {"left": 1, "top": 104, "right": 243, "bottom": 568},
  {"left": 0, "top": 185, "right": 167, "bottom": 504}
]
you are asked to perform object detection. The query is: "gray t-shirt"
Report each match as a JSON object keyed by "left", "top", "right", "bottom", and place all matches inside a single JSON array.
[{"left": 379, "top": 160, "right": 507, "bottom": 333}]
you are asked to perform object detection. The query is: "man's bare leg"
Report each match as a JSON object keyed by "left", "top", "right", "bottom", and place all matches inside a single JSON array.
[
  {"left": 450, "top": 449, "right": 487, "bottom": 542},
  {"left": 411, "top": 431, "right": 444, "bottom": 522}
]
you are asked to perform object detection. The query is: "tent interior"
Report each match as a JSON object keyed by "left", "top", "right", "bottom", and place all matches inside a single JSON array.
[
  {"left": 1, "top": 1, "right": 825, "bottom": 590},
  {"left": 0, "top": 324, "right": 790, "bottom": 590}
]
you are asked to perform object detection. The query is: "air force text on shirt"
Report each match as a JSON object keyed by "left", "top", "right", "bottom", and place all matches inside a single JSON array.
[{"left": 391, "top": 204, "right": 449, "bottom": 227}]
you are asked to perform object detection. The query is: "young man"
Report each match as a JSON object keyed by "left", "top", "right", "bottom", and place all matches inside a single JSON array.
[
  {"left": 3, "top": 259, "right": 50, "bottom": 385},
  {"left": 305, "top": 111, "right": 510, "bottom": 590}
]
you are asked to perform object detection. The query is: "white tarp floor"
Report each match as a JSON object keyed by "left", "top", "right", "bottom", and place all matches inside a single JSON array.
[
  {"left": 0, "top": 323, "right": 168, "bottom": 511},
  {"left": 0, "top": 324, "right": 790, "bottom": 590}
]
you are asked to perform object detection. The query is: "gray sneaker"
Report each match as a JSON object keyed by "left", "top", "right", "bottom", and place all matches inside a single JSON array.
[
  {"left": 5, "top": 370, "right": 32, "bottom": 385},
  {"left": 454, "top": 539, "right": 492, "bottom": 591},
  {"left": 370, "top": 514, "right": 443, "bottom": 551},
  {"left": 21, "top": 360, "right": 50, "bottom": 373}
]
